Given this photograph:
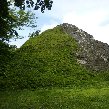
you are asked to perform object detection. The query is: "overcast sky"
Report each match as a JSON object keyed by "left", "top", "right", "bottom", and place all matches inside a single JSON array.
[{"left": 10, "top": 0, "right": 109, "bottom": 48}]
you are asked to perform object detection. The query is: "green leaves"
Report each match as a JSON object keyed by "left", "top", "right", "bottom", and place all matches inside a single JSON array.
[
  {"left": 13, "top": 0, "right": 53, "bottom": 12},
  {"left": 3, "top": 26, "right": 95, "bottom": 89},
  {"left": 0, "top": 0, "right": 53, "bottom": 42}
]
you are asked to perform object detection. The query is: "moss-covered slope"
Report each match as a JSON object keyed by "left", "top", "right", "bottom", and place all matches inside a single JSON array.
[{"left": 4, "top": 26, "right": 108, "bottom": 89}]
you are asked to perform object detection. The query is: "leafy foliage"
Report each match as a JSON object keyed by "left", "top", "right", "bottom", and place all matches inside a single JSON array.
[
  {"left": 0, "top": 41, "right": 17, "bottom": 89},
  {"left": 0, "top": 8, "right": 37, "bottom": 42},
  {"left": 3, "top": 26, "right": 96, "bottom": 89},
  {"left": 1, "top": 25, "right": 109, "bottom": 90},
  {"left": 14, "top": 0, "right": 53, "bottom": 12},
  {"left": 0, "top": 0, "right": 53, "bottom": 42},
  {"left": 0, "top": 0, "right": 53, "bottom": 89},
  {"left": 0, "top": 7, "right": 37, "bottom": 86}
]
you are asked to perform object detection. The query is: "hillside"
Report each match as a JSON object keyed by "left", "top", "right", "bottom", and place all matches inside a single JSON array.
[
  {"left": 3, "top": 26, "right": 87, "bottom": 89},
  {"left": 2, "top": 23, "right": 109, "bottom": 89},
  {"left": 1, "top": 23, "right": 109, "bottom": 109}
]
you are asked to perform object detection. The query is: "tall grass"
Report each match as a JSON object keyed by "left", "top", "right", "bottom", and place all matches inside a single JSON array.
[{"left": 1, "top": 87, "right": 109, "bottom": 109}]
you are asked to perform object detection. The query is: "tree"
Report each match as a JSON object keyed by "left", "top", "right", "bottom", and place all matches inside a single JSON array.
[
  {"left": 0, "top": 0, "right": 53, "bottom": 85},
  {"left": 0, "top": 0, "right": 53, "bottom": 42},
  {"left": 14, "top": 0, "right": 53, "bottom": 12}
]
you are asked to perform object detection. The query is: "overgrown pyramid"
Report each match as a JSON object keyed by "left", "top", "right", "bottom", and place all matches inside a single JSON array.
[{"left": 4, "top": 23, "right": 109, "bottom": 89}]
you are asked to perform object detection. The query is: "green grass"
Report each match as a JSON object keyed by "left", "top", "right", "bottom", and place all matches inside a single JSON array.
[{"left": 1, "top": 87, "right": 109, "bottom": 109}]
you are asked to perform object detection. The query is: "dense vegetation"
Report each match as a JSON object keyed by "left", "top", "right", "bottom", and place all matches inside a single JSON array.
[
  {"left": 2, "top": 26, "right": 94, "bottom": 89},
  {"left": 0, "top": 0, "right": 53, "bottom": 74},
  {"left": 0, "top": 0, "right": 53, "bottom": 42},
  {"left": 1, "top": 26, "right": 109, "bottom": 108}
]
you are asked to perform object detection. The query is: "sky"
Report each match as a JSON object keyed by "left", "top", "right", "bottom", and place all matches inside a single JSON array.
[{"left": 10, "top": 0, "right": 109, "bottom": 48}]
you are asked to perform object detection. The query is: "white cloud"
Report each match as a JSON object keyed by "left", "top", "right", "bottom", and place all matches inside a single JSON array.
[
  {"left": 41, "top": 0, "right": 109, "bottom": 44},
  {"left": 62, "top": 9, "right": 109, "bottom": 44}
]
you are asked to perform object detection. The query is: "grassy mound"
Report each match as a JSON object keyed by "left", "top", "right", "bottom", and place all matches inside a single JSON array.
[{"left": 3, "top": 26, "right": 109, "bottom": 89}]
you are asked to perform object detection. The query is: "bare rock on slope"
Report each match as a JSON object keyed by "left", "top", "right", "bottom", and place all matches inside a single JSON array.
[{"left": 60, "top": 23, "right": 109, "bottom": 71}]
